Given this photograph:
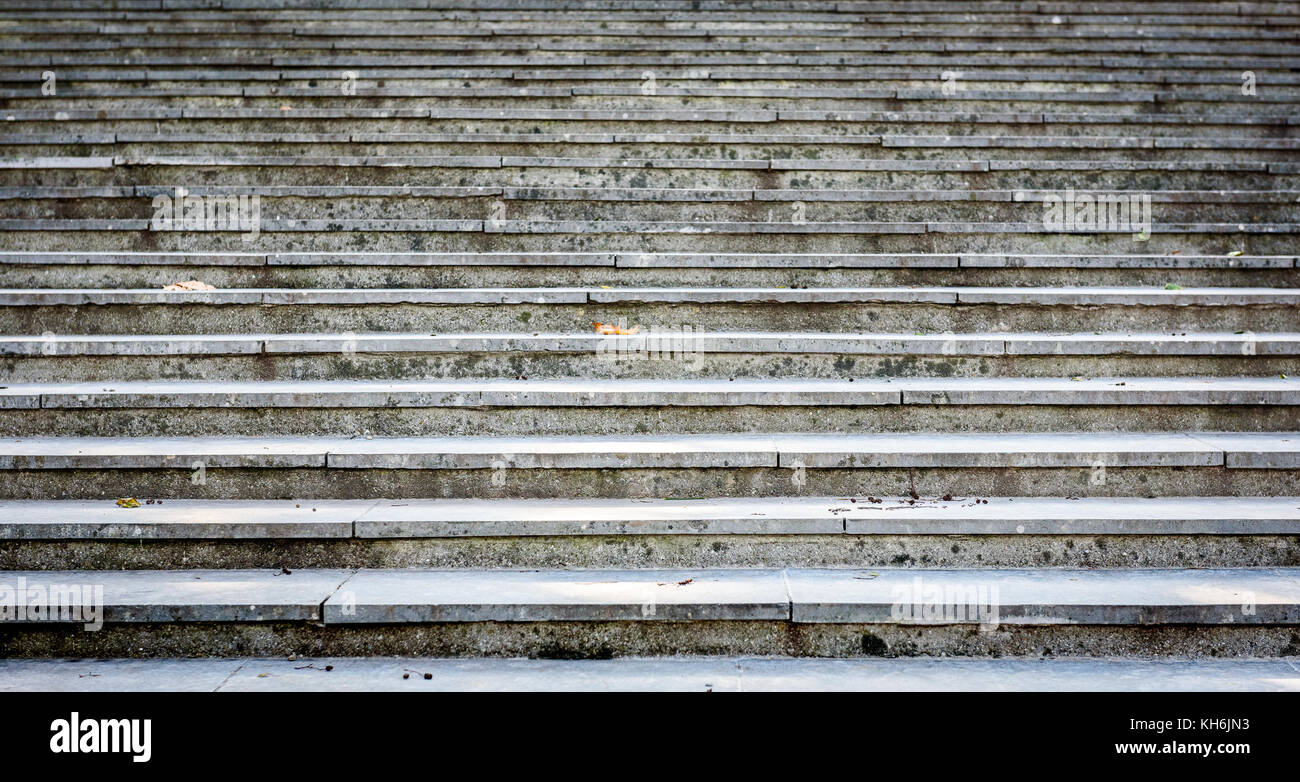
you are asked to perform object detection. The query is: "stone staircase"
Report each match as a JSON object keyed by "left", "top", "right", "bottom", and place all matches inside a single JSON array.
[{"left": 1, "top": 0, "right": 1299, "bottom": 686}]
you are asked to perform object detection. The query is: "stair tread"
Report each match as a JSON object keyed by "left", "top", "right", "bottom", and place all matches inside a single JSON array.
[
  {"left": 1, "top": 376, "right": 1297, "bottom": 408},
  {"left": 1, "top": 286, "right": 1296, "bottom": 307},
  {"left": 6, "top": 330, "right": 1295, "bottom": 358},
  {"left": 1, "top": 0, "right": 1297, "bottom": 669},
  {"left": 3, "top": 655, "right": 1297, "bottom": 692},
  {"left": 7, "top": 566, "right": 1300, "bottom": 624},
  {"left": 3, "top": 496, "right": 1298, "bottom": 539},
  {"left": 2, "top": 252, "right": 1293, "bottom": 269},
  {"left": 0, "top": 431, "right": 1293, "bottom": 469}
]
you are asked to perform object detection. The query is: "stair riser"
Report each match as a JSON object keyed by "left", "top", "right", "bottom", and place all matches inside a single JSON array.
[
  {"left": 16, "top": 141, "right": 1297, "bottom": 163},
  {"left": 2, "top": 622, "right": 1297, "bottom": 659},
  {"left": 5, "top": 302, "right": 1294, "bottom": 334},
  {"left": 3, "top": 1, "right": 1300, "bottom": 673},
  {"left": 2, "top": 405, "right": 1296, "bottom": 437},
  {"left": 5, "top": 354, "right": 1292, "bottom": 381},
  {"left": 0, "top": 94, "right": 1279, "bottom": 111},
  {"left": 8, "top": 196, "right": 1298, "bottom": 222},
  {"left": 9, "top": 119, "right": 1293, "bottom": 139},
  {"left": 2, "top": 232, "right": 1291, "bottom": 255},
  {"left": 3, "top": 168, "right": 1293, "bottom": 193},
  {"left": 4, "top": 535, "right": 1297, "bottom": 570},
  {"left": 2, "top": 266, "right": 1296, "bottom": 290},
  {"left": 0, "top": 466, "right": 1291, "bottom": 500}
]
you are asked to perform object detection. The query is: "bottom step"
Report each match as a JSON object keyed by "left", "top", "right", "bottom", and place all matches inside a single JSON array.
[
  {"left": 1, "top": 657, "right": 1296, "bottom": 692},
  {"left": 3, "top": 567, "right": 1300, "bottom": 657}
]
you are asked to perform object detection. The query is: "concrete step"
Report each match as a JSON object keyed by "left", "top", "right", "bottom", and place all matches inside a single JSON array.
[
  {"left": 8, "top": 184, "right": 1298, "bottom": 208},
  {"left": 2, "top": 251, "right": 1295, "bottom": 289},
  {"left": 4, "top": 120, "right": 1292, "bottom": 154},
  {"left": 5, "top": 330, "right": 1293, "bottom": 382},
  {"left": 1, "top": 0, "right": 1296, "bottom": 677},
  {"left": 0, "top": 431, "right": 1292, "bottom": 499},
  {"left": 6, "top": 495, "right": 1299, "bottom": 539},
  {"left": 2, "top": 286, "right": 1295, "bottom": 335},
  {"left": 4, "top": 376, "right": 1297, "bottom": 406},
  {"left": 4, "top": 106, "right": 1294, "bottom": 131},
  {"left": 4, "top": 251, "right": 1291, "bottom": 268},
  {"left": 9, "top": 67, "right": 1300, "bottom": 89},
  {"left": 7, "top": 225, "right": 1297, "bottom": 258},
  {"left": 1, "top": 431, "right": 1285, "bottom": 467},
  {"left": 7, "top": 33, "right": 1300, "bottom": 58},
  {"left": 2, "top": 655, "right": 1297, "bottom": 692},
  {"left": 3, "top": 89, "right": 1298, "bottom": 113},
  {"left": 1, "top": 377, "right": 1296, "bottom": 436},
  {"left": 3, "top": 496, "right": 1297, "bottom": 570},
  {"left": 4, "top": 193, "right": 1297, "bottom": 232},
  {"left": 15, "top": 153, "right": 1300, "bottom": 172},
  {"left": 3, "top": 566, "right": 1298, "bottom": 657},
  {"left": 5, "top": 186, "right": 1300, "bottom": 204}
]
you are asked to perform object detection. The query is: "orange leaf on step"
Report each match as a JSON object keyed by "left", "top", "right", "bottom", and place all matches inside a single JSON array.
[{"left": 592, "top": 321, "right": 639, "bottom": 335}]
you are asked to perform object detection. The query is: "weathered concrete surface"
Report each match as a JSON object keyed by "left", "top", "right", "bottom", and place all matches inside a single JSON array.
[
  {"left": 325, "top": 568, "right": 790, "bottom": 623},
  {"left": 3, "top": 622, "right": 1299, "bottom": 659},
  {"left": 788, "top": 567, "right": 1300, "bottom": 624},
  {"left": 5, "top": 405, "right": 1300, "bottom": 439},
  {"left": 0, "top": 569, "right": 352, "bottom": 622},
  {"left": 0, "top": 657, "right": 244, "bottom": 692},
  {"left": 1, "top": 431, "right": 1292, "bottom": 470},
  {"left": 2, "top": 0, "right": 1298, "bottom": 670},
  {"left": 3, "top": 286, "right": 1295, "bottom": 307},
  {"left": 3, "top": 376, "right": 1296, "bottom": 409},
  {"left": 6, "top": 494, "right": 1268, "bottom": 542},
  {"left": 4, "top": 534, "right": 1298, "bottom": 571},
  {"left": 0, "top": 465, "right": 1293, "bottom": 501},
  {"left": 8, "top": 566, "right": 1297, "bottom": 627},
  {"left": 2, "top": 263, "right": 1294, "bottom": 291},
  {"left": 2, "top": 656, "right": 1296, "bottom": 692},
  {"left": 5, "top": 303, "right": 1295, "bottom": 337},
  {"left": 8, "top": 331, "right": 1297, "bottom": 358},
  {"left": 0, "top": 498, "right": 366, "bottom": 539},
  {"left": 4, "top": 353, "right": 1294, "bottom": 385}
]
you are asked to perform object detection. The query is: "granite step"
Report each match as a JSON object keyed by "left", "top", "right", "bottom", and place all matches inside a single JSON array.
[
  {"left": 3, "top": 251, "right": 1292, "bottom": 267},
  {"left": 4, "top": 495, "right": 1298, "bottom": 539},
  {"left": 3, "top": 194, "right": 1295, "bottom": 232},
  {"left": 3, "top": 566, "right": 1299, "bottom": 658},
  {"left": 2, "top": 431, "right": 1289, "bottom": 469},
  {"left": 4, "top": 376, "right": 1296, "bottom": 407},
  {"left": 4, "top": 330, "right": 1293, "bottom": 382},
  {"left": 7, "top": 495, "right": 1299, "bottom": 570},
  {"left": 1, "top": 377, "right": 1297, "bottom": 437},
  {"left": 4, "top": 106, "right": 1293, "bottom": 129},
  {"left": 2, "top": 656, "right": 1296, "bottom": 692},
  {"left": 1, "top": 286, "right": 1293, "bottom": 335},
  {"left": 0, "top": 431, "right": 1293, "bottom": 500},
  {"left": 1, "top": 0, "right": 1298, "bottom": 678},
  {"left": 0, "top": 250, "right": 1291, "bottom": 290}
]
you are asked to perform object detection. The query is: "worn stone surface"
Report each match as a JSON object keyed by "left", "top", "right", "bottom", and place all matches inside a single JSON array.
[
  {"left": 3, "top": 622, "right": 1299, "bottom": 659},
  {"left": 5, "top": 533, "right": 1299, "bottom": 571},
  {"left": 0, "top": 499, "right": 365, "bottom": 539},
  {"left": 1, "top": 432, "right": 1289, "bottom": 471},
  {"left": 2, "top": 0, "right": 1299, "bottom": 670},
  {"left": 2, "top": 656, "right": 1296, "bottom": 692},
  {"left": 788, "top": 567, "right": 1300, "bottom": 624},
  {"left": 9, "top": 377, "right": 1295, "bottom": 411},
  {"left": 325, "top": 568, "right": 790, "bottom": 623},
  {"left": 0, "top": 569, "right": 352, "bottom": 622}
]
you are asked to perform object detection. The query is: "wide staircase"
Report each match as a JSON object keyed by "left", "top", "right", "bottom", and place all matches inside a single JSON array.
[{"left": 1, "top": 0, "right": 1299, "bottom": 689}]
